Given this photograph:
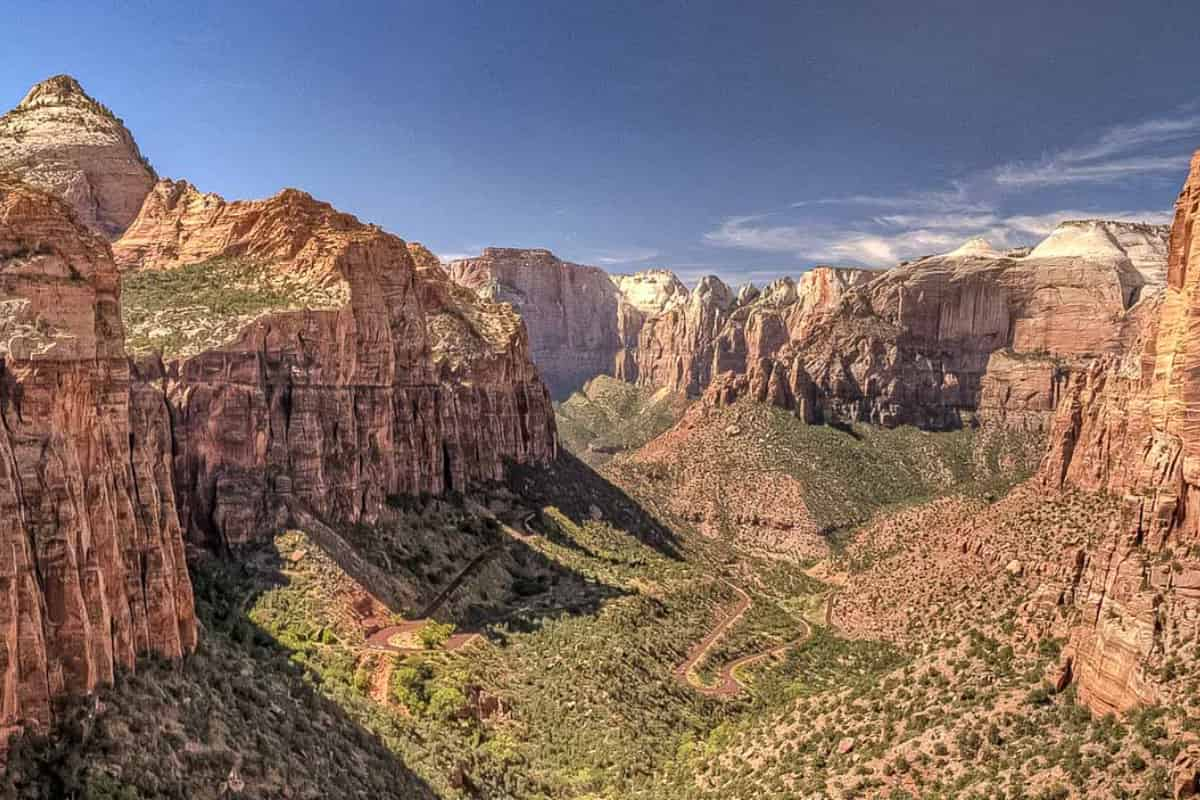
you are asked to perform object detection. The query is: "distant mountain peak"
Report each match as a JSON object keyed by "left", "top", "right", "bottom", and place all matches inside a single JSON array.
[
  {"left": 17, "top": 74, "right": 98, "bottom": 111},
  {"left": 943, "top": 237, "right": 1000, "bottom": 259}
]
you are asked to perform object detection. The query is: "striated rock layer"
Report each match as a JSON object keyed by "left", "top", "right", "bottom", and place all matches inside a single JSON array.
[
  {"left": 116, "top": 181, "right": 557, "bottom": 548},
  {"left": 638, "top": 267, "right": 877, "bottom": 397},
  {"left": 1032, "top": 151, "right": 1200, "bottom": 715},
  {"left": 0, "top": 76, "right": 155, "bottom": 238},
  {"left": 0, "top": 178, "right": 196, "bottom": 752},
  {"left": 704, "top": 224, "right": 1168, "bottom": 430},
  {"left": 448, "top": 248, "right": 648, "bottom": 398}
]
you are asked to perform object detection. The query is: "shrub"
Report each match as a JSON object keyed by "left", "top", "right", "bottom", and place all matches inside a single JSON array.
[
  {"left": 427, "top": 686, "right": 467, "bottom": 721},
  {"left": 418, "top": 621, "right": 456, "bottom": 650}
]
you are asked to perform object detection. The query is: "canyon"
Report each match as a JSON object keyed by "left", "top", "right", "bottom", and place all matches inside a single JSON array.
[
  {"left": 4, "top": 70, "right": 1200, "bottom": 800},
  {"left": 452, "top": 220, "right": 1169, "bottom": 433}
]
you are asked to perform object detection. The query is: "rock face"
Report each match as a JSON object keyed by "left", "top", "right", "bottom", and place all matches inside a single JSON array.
[
  {"left": 635, "top": 275, "right": 738, "bottom": 396},
  {"left": 704, "top": 225, "right": 1168, "bottom": 429},
  {"left": 116, "top": 182, "right": 557, "bottom": 548},
  {"left": 447, "top": 249, "right": 880, "bottom": 402},
  {"left": 0, "top": 76, "right": 155, "bottom": 238},
  {"left": 1034, "top": 151, "right": 1200, "bottom": 715},
  {"left": 0, "top": 179, "right": 196, "bottom": 752},
  {"left": 448, "top": 249, "right": 645, "bottom": 398}
]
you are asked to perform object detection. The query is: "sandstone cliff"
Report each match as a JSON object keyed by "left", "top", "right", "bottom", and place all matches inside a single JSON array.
[
  {"left": 448, "top": 248, "right": 645, "bottom": 397},
  {"left": 116, "top": 181, "right": 557, "bottom": 548},
  {"left": 0, "top": 77, "right": 155, "bottom": 238},
  {"left": 1031, "top": 152, "right": 1200, "bottom": 715},
  {"left": 704, "top": 224, "right": 1168, "bottom": 430},
  {"left": 0, "top": 178, "right": 196, "bottom": 753}
]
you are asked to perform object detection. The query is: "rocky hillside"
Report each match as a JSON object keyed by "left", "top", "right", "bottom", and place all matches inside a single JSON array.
[
  {"left": 0, "top": 76, "right": 155, "bottom": 238},
  {"left": 0, "top": 178, "right": 196, "bottom": 755},
  {"left": 114, "top": 179, "right": 557, "bottom": 549}
]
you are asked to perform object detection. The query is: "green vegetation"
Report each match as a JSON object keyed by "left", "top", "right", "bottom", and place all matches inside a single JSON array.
[
  {"left": 120, "top": 257, "right": 348, "bottom": 357},
  {"left": 555, "top": 375, "right": 691, "bottom": 464},
  {"left": 418, "top": 620, "right": 457, "bottom": 649}
]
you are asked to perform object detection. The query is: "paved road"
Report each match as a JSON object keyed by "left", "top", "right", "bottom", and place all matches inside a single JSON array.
[{"left": 673, "top": 580, "right": 816, "bottom": 698}]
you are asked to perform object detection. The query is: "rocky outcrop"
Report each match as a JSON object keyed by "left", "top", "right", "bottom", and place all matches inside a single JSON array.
[
  {"left": 116, "top": 182, "right": 556, "bottom": 547},
  {"left": 635, "top": 275, "right": 737, "bottom": 396},
  {"left": 0, "top": 179, "right": 196, "bottom": 753},
  {"left": 1032, "top": 152, "right": 1200, "bottom": 715},
  {"left": 705, "top": 225, "right": 1168, "bottom": 429},
  {"left": 448, "top": 249, "right": 640, "bottom": 398},
  {"left": 0, "top": 76, "right": 155, "bottom": 238},
  {"left": 611, "top": 269, "right": 688, "bottom": 315}
]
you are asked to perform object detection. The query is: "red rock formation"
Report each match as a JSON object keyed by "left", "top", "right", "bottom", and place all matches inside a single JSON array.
[
  {"left": 0, "top": 76, "right": 156, "bottom": 238},
  {"left": 448, "top": 249, "right": 639, "bottom": 398},
  {"left": 635, "top": 276, "right": 737, "bottom": 396},
  {"left": 0, "top": 178, "right": 195, "bottom": 753},
  {"left": 116, "top": 182, "right": 557, "bottom": 547},
  {"left": 1034, "top": 151, "right": 1200, "bottom": 714},
  {"left": 705, "top": 230, "right": 1166, "bottom": 429}
]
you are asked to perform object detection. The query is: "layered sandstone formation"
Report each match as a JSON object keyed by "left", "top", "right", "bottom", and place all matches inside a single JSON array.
[
  {"left": 116, "top": 182, "right": 556, "bottom": 548},
  {"left": 448, "top": 247, "right": 881, "bottom": 402},
  {"left": 0, "top": 179, "right": 196, "bottom": 751},
  {"left": 705, "top": 224, "right": 1168, "bottom": 429},
  {"left": 0, "top": 76, "right": 155, "bottom": 238},
  {"left": 1031, "top": 152, "right": 1200, "bottom": 715},
  {"left": 448, "top": 249, "right": 642, "bottom": 397}
]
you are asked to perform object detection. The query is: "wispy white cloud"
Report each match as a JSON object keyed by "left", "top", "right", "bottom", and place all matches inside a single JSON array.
[
  {"left": 704, "top": 108, "right": 1192, "bottom": 268},
  {"left": 705, "top": 207, "right": 1172, "bottom": 268},
  {"left": 592, "top": 247, "right": 660, "bottom": 266},
  {"left": 990, "top": 111, "right": 1200, "bottom": 188},
  {"left": 992, "top": 155, "right": 1193, "bottom": 187}
]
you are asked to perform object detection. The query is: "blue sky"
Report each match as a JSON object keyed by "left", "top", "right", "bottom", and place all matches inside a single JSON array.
[{"left": 4, "top": 1, "right": 1200, "bottom": 284}]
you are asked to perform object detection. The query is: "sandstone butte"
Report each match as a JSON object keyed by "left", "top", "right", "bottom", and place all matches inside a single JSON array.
[
  {"left": 0, "top": 178, "right": 196, "bottom": 750},
  {"left": 113, "top": 178, "right": 558, "bottom": 549},
  {"left": 0, "top": 76, "right": 156, "bottom": 239},
  {"left": 1031, "top": 149, "right": 1200, "bottom": 716}
]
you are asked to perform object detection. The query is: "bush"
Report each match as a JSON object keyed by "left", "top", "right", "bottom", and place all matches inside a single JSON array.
[
  {"left": 418, "top": 621, "right": 456, "bottom": 650},
  {"left": 427, "top": 686, "right": 467, "bottom": 721},
  {"left": 390, "top": 662, "right": 432, "bottom": 712}
]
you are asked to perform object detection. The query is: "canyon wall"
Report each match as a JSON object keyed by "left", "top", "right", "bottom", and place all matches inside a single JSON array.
[
  {"left": 116, "top": 181, "right": 557, "bottom": 548},
  {"left": 448, "top": 249, "right": 648, "bottom": 398},
  {"left": 704, "top": 225, "right": 1167, "bottom": 430},
  {"left": 0, "top": 76, "right": 155, "bottom": 239},
  {"left": 448, "top": 249, "right": 877, "bottom": 402},
  {"left": 1032, "top": 151, "right": 1200, "bottom": 715},
  {"left": 0, "top": 179, "right": 196, "bottom": 751}
]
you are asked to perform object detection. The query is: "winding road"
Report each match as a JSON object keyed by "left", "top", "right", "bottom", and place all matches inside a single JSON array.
[{"left": 673, "top": 580, "right": 819, "bottom": 698}]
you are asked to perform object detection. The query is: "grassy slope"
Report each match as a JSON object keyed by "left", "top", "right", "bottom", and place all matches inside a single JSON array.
[
  {"left": 121, "top": 257, "right": 348, "bottom": 357},
  {"left": 555, "top": 375, "right": 692, "bottom": 465}
]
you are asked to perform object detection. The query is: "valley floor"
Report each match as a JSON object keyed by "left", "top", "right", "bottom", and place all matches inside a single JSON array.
[{"left": 5, "top": 400, "right": 1192, "bottom": 800}]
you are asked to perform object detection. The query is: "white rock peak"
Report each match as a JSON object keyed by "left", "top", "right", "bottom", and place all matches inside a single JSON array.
[{"left": 943, "top": 237, "right": 1001, "bottom": 259}]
